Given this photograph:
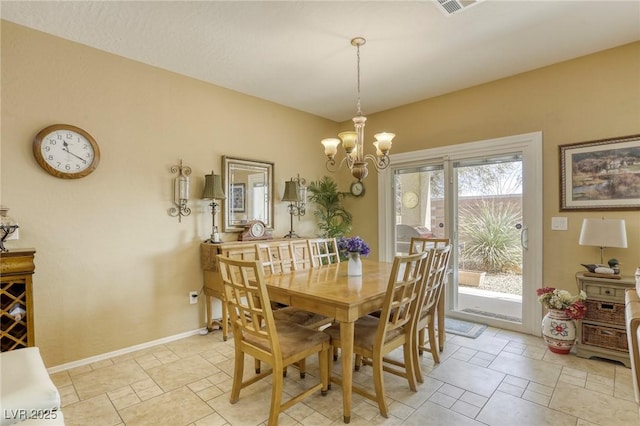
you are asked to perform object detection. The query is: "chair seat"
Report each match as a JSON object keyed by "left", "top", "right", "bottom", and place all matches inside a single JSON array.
[
  {"left": 273, "top": 307, "right": 332, "bottom": 329},
  {"left": 324, "top": 315, "right": 404, "bottom": 349},
  {"left": 245, "top": 320, "right": 330, "bottom": 360}
]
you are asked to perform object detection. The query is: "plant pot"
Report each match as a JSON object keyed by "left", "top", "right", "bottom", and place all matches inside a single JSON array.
[
  {"left": 541, "top": 308, "right": 576, "bottom": 354},
  {"left": 458, "top": 270, "right": 486, "bottom": 287}
]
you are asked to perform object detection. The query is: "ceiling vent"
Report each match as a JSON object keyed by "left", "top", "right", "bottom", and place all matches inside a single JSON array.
[{"left": 435, "top": 0, "right": 484, "bottom": 16}]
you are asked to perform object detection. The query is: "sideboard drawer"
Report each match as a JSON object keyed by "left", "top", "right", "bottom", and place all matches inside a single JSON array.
[
  {"left": 583, "top": 299, "right": 625, "bottom": 326},
  {"left": 582, "top": 282, "right": 627, "bottom": 300},
  {"left": 582, "top": 323, "right": 628, "bottom": 352}
]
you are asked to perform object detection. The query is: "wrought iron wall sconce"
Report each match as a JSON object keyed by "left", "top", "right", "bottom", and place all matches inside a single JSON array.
[
  {"left": 202, "top": 171, "right": 226, "bottom": 243},
  {"left": 168, "top": 159, "right": 191, "bottom": 222},
  {"left": 281, "top": 174, "right": 306, "bottom": 238}
]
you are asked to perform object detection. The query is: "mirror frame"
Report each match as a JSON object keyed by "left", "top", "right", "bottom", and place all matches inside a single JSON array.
[{"left": 222, "top": 156, "right": 275, "bottom": 232}]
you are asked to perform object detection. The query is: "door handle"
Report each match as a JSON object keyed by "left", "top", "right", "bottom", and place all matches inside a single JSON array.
[{"left": 520, "top": 226, "right": 528, "bottom": 250}]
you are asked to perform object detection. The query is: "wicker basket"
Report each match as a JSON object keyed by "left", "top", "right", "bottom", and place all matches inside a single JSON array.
[
  {"left": 581, "top": 323, "right": 628, "bottom": 352},
  {"left": 583, "top": 300, "right": 625, "bottom": 326}
]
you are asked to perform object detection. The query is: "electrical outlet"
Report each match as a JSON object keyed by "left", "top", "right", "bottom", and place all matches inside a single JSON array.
[{"left": 189, "top": 291, "right": 198, "bottom": 304}]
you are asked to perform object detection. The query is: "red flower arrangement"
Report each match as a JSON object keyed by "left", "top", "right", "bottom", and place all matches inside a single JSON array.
[{"left": 536, "top": 287, "right": 587, "bottom": 320}]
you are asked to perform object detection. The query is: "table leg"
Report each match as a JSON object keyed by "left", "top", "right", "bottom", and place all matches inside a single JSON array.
[{"left": 340, "top": 321, "right": 354, "bottom": 423}]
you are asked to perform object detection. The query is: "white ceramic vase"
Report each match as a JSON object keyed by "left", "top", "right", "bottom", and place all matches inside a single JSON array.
[
  {"left": 347, "top": 252, "right": 362, "bottom": 276},
  {"left": 541, "top": 308, "right": 576, "bottom": 354}
]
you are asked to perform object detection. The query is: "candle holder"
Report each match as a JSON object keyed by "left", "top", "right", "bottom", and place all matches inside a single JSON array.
[{"left": 168, "top": 159, "right": 192, "bottom": 222}]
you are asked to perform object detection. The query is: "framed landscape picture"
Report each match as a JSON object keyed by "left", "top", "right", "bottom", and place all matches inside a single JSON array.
[
  {"left": 559, "top": 134, "right": 640, "bottom": 211},
  {"left": 231, "top": 183, "right": 245, "bottom": 212}
]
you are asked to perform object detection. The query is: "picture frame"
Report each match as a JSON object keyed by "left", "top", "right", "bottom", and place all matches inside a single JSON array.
[
  {"left": 559, "top": 134, "right": 640, "bottom": 211},
  {"left": 230, "top": 183, "right": 245, "bottom": 213}
]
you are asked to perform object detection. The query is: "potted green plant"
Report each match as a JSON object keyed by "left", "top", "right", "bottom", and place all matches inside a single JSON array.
[{"left": 307, "top": 176, "right": 352, "bottom": 238}]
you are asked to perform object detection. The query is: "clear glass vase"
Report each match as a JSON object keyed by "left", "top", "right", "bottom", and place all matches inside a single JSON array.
[{"left": 347, "top": 252, "right": 362, "bottom": 276}]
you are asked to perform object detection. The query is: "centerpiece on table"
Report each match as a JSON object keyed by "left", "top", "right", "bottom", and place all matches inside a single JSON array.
[
  {"left": 337, "top": 236, "right": 370, "bottom": 276},
  {"left": 537, "top": 287, "right": 587, "bottom": 354}
]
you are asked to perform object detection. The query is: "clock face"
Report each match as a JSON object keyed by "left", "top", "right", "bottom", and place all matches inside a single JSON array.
[
  {"left": 250, "top": 221, "right": 265, "bottom": 237},
  {"left": 350, "top": 181, "right": 365, "bottom": 197},
  {"left": 402, "top": 191, "right": 419, "bottom": 209},
  {"left": 33, "top": 124, "right": 100, "bottom": 179}
]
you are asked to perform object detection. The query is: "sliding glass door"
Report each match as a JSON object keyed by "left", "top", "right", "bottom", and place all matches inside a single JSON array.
[{"left": 379, "top": 132, "right": 542, "bottom": 334}]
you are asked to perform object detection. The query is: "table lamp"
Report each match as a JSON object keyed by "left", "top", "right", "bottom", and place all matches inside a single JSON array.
[
  {"left": 578, "top": 218, "right": 627, "bottom": 265},
  {"left": 202, "top": 172, "right": 226, "bottom": 243},
  {"left": 282, "top": 176, "right": 306, "bottom": 238}
]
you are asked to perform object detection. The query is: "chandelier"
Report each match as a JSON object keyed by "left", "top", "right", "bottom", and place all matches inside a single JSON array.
[{"left": 321, "top": 37, "right": 395, "bottom": 181}]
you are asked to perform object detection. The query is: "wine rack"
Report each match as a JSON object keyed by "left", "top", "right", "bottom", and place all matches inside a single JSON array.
[{"left": 0, "top": 249, "right": 35, "bottom": 352}]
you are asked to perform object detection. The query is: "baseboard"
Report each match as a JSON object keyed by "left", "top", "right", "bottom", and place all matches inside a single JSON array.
[{"left": 46, "top": 327, "right": 208, "bottom": 374}]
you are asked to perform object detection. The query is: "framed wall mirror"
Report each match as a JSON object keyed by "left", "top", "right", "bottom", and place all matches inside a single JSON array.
[{"left": 222, "top": 156, "right": 274, "bottom": 232}]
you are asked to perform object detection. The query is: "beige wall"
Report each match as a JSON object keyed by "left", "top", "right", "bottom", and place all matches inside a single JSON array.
[
  {"left": 0, "top": 22, "right": 336, "bottom": 366},
  {"left": 347, "top": 41, "right": 640, "bottom": 294},
  {"left": 2, "top": 21, "right": 639, "bottom": 366}
]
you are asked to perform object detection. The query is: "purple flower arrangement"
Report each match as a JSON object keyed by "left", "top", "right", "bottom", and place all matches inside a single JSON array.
[{"left": 337, "top": 236, "right": 370, "bottom": 257}]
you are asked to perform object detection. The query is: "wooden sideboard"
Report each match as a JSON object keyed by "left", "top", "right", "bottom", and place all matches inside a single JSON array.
[
  {"left": 575, "top": 271, "right": 635, "bottom": 367},
  {"left": 1, "top": 249, "right": 36, "bottom": 352}
]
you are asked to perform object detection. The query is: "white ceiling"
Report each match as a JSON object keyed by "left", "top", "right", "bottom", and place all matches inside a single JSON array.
[{"left": 2, "top": 1, "right": 639, "bottom": 122}]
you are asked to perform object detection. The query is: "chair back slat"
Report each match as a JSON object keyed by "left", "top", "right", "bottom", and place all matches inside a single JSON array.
[{"left": 308, "top": 238, "right": 340, "bottom": 267}]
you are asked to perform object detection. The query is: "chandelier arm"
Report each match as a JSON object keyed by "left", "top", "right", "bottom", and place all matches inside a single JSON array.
[
  {"left": 325, "top": 156, "right": 349, "bottom": 173},
  {"left": 363, "top": 153, "right": 391, "bottom": 172}
]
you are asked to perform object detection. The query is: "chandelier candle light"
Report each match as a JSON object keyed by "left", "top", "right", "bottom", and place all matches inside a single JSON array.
[{"left": 321, "top": 37, "right": 395, "bottom": 182}]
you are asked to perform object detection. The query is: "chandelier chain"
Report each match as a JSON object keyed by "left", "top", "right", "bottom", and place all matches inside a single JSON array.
[{"left": 356, "top": 42, "right": 362, "bottom": 116}]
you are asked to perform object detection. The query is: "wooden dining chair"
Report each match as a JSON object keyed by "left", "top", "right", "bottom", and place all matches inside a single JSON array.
[
  {"left": 323, "top": 250, "right": 431, "bottom": 418},
  {"left": 217, "top": 255, "right": 330, "bottom": 426},
  {"left": 257, "top": 241, "right": 296, "bottom": 275},
  {"left": 409, "top": 237, "right": 450, "bottom": 352},
  {"left": 290, "top": 238, "right": 313, "bottom": 270},
  {"left": 308, "top": 237, "right": 341, "bottom": 267},
  {"left": 206, "top": 243, "right": 259, "bottom": 341},
  {"left": 257, "top": 240, "right": 333, "bottom": 378},
  {"left": 409, "top": 237, "right": 449, "bottom": 254},
  {"left": 413, "top": 244, "right": 451, "bottom": 379}
]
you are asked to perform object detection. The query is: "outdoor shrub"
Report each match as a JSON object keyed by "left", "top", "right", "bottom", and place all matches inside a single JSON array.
[{"left": 458, "top": 200, "right": 522, "bottom": 273}]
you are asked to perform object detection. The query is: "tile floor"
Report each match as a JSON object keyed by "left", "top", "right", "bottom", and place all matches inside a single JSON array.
[{"left": 50, "top": 326, "right": 640, "bottom": 425}]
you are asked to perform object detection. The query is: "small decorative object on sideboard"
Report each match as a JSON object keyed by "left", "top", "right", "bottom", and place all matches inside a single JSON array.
[
  {"left": 238, "top": 220, "right": 273, "bottom": 241},
  {"left": 537, "top": 287, "right": 587, "bottom": 354},
  {"left": 0, "top": 207, "right": 19, "bottom": 253}
]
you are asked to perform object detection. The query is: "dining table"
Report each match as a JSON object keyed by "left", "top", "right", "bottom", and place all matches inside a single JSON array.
[{"left": 264, "top": 258, "right": 395, "bottom": 423}]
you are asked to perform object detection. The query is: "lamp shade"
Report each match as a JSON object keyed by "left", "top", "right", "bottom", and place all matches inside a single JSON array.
[
  {"left": 579, "top": 218, "right": 628, "bottom": 248},
  {"left": 202, "top": 173, "right": 226, "bottom": 200},
  {"left": 282, "top": 180, "right": 300, "bottom": 202}
]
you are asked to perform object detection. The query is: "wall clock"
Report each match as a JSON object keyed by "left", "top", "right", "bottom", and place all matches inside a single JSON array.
[
  {"left": 350, "top": 181, "right": 365, "bottom": 197},
  {"left": 402, "top": 191, "right": 419, "bottom": 209},
  {"left": 33, "top": 124, "right": 100, "bottom": 179}
]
